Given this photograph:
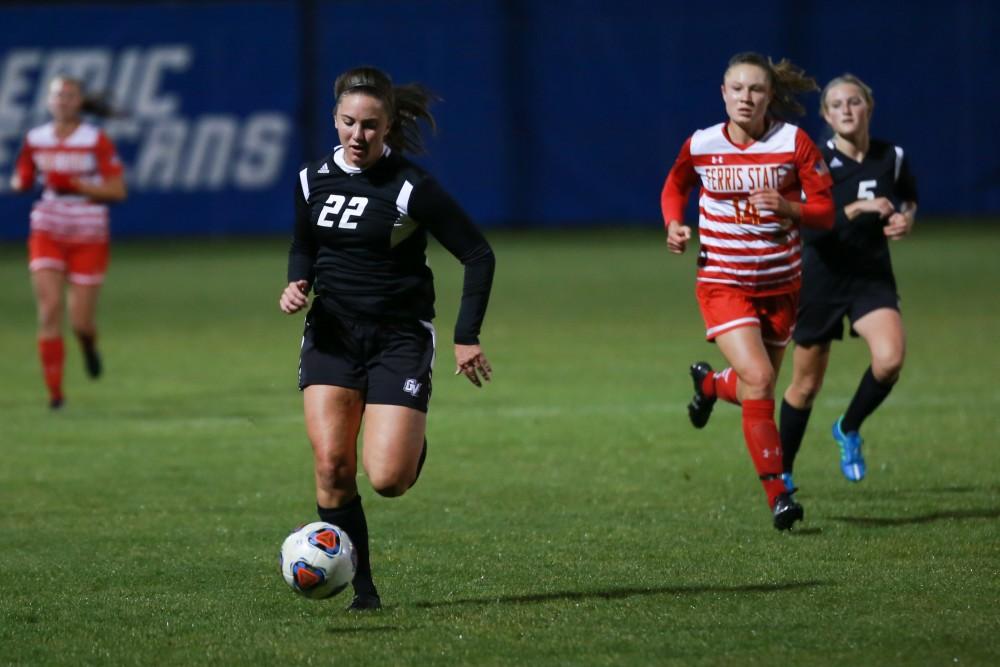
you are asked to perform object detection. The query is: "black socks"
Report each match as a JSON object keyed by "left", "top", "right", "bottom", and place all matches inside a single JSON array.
[
  {"left": 779, "top": 399, "right": 812, "bottom": 474},
  {"left": 842, "top": 366, "right": 894, "bottom": 433},
  {"left": 317, "top": 495, "right": 377, "bottom": 597}
]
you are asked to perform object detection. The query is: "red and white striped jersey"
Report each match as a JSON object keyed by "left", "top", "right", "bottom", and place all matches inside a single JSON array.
[
  {"left": 661, "top": 121, "right": 834, "bottom": 295},
  {"left": 15, "top": 122, "right": 124, "bottom": 243}
]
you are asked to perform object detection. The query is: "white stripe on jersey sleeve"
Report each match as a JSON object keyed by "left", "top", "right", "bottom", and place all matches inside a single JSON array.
[
  {"left": 396, "top": 180, "right": 414, "bottom": 215},
  {"left": 894, "top": 146, "right": 904, "bottom": 182},
  {"left": 299, "top": 167, "right": 309, "bottom": 200}
]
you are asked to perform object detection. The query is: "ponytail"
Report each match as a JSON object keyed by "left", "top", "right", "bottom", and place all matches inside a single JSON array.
[
  {"left": 334, "top": 66, "right": 437, "bottom": 155},
  {"left": 726, "top": 52, "right": 818, "bottom": 120}
]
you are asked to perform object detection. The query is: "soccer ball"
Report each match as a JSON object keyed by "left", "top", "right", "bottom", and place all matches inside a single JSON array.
[{"left": 280, "top": 522, "right": 357, "bottom": 599}]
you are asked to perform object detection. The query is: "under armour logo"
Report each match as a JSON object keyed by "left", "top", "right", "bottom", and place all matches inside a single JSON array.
[
  {"left": 403, "top": 379, "right": 421, "bottom": 396},
  {"left": 711, "top": 156, "right": 724, "bottom": 164}
]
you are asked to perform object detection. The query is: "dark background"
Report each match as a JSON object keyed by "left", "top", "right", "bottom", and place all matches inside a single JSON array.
[{"left": 1, "top": 0, "right": 997, "bottom": 239}]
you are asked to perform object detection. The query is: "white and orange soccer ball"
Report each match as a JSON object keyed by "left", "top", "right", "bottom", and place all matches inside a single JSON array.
[{"left": 280, "top": 522, "right": 357, "bottom": 599}]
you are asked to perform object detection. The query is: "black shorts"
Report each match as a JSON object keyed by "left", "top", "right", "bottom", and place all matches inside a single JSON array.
[
  {"left": 793, "top": 278, "right": 900, "bottom": 345},
  {"left": 298, "top": 305, "right": 435, "bottom": 412}
]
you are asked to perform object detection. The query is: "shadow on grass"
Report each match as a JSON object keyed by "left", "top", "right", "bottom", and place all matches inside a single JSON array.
[
  {"left": 326, "top": 624, "right": 411, "bottom": 635},
  {"left": 788, "top": 527, "right": 823, "bottom": 536},
  {"left": 413, "top": 580, "right": 826, "bottom": 609},
  {"left": 832, "top": 508, "right": 1000, "bottom": 527}
]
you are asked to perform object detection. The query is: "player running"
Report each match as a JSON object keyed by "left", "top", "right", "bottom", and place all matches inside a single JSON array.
[
  {"left": 660, "top": 52, "right": 834, "bottom": 530},
  {"left": 279, "top": 66, "right": 496, "bottom": 610},
  {"left": 779, "top": 74, "right": 918, "bottom": 485},
  {"left": 9, "top": 76, "right": 127, "bottom": 409}
]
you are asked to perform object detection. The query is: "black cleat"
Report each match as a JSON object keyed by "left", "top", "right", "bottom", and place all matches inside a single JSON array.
[
  {"left": 687, "top": 361, "right": 716, "bottom": 428},
  {"left": 772, "top": 492, "right": 804, "bottom": 531},
  {"left": 83, "top": 347, "right": 102, "bottom": 379},
  {"left": 49, "top": 397, "right": 65, "bottom": 410},
  {"left": 346, "top": 593, "right": 382, "bottom": 612}
]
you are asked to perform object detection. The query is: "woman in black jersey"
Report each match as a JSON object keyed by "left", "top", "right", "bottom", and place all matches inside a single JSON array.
[
  {"left": 779, "top": 74, "right": 917, "bottom": 487},
  {"left": 279, "top": 66, "right": 495, "bottom": 611}
]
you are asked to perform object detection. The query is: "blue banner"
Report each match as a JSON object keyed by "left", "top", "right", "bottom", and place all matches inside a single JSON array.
[{"left": 0, "top": 2, "right": 300, "bottom": 240}]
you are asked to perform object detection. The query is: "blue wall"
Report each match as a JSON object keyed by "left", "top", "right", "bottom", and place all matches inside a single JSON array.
[{"left": 0, "top": 0, "right": 997, "bottom": 239}]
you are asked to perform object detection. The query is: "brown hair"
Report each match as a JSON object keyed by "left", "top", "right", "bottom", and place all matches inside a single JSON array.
[
  {"left": 725, "top": 52, "right": 818, "bottom": 119},
  {"left": 51, "top": 76, "right": 117, "bottom": 118},
  {"left": 820, "top": 73, "right": 875, "bottom": 118},
  {"left": 334, "top": 66, "right": 437, "bottom": 155}
]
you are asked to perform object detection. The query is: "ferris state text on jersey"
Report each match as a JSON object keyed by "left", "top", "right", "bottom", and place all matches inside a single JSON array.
[{"left": 803, "top": 138, "right": 918, "bottom": 279}]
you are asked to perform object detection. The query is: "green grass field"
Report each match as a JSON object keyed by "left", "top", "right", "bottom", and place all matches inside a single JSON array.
[{"left": 1, "top": 224, "right": 998, "bottom": 666}]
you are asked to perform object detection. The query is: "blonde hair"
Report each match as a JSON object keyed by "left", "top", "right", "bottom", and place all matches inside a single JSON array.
[
  {"left": 820, "top": 73, "right": 875, "bottom": 118},
  {"left": 725, "top": 52, "right": 818, "bottom": 119}
]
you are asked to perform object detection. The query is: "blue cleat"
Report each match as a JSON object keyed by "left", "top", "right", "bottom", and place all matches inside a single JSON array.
[
  {"left": 780, "top": 472, "right": 796, "bottom": 494},
  {"left": 832, "top": 416, "right": 866, "bottom": 482}
]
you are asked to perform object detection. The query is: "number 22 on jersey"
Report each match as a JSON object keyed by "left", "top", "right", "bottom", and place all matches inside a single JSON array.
[{"left": 317, "top": 195, "right": 369, "bottom": 229}]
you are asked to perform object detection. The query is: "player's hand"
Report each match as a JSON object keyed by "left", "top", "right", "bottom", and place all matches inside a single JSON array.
[
  {"left": 884, "top": 212, "right": 914, "bottom": 240},
  {"left": 666, "top": 221, "right": 691, "bottom": 254},
  {"left": 862, "top": 197, "right": 896, "bottom": 219},
  {"left": 749, "top": 188, "right": 792, "bottom": 218},
  {"left": 454, "top": 344, "right": 491, "bottom": 388},
  {"left": 279, "top": 280, "right": 310, "bottom": 314},
  {"left": 45, "top": 172, "right": 79, "bottom": 193}
]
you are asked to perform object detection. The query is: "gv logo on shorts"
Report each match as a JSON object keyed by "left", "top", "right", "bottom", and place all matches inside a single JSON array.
[{"left": 403, "top": 379, "right": 421, "bottom": 397}]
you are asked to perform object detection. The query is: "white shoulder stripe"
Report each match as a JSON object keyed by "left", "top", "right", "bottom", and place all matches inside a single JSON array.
[
  {"left": 894, "top": 145, "right": 904, "bottom": 182},
  {"left": 396, "top": 180, "right": 414, "bottom": 215},
  {"left": 299, "top": 167, "right": 309, "bottom": 200}
]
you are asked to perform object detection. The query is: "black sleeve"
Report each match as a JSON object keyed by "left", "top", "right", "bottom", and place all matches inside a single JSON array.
[
  {"left": 408, "top": 176, "right": 496, "bottom": 345},
  {"left": 894, "top": 149, "right": 919, "bottom": 204},
  {"left": 287, "top": 172, "right": 317, "bottom": 285}
]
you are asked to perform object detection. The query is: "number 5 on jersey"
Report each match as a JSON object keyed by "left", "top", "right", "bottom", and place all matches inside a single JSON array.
[{"left": 317, "top": 194, "right": 369, "bottom": 229}]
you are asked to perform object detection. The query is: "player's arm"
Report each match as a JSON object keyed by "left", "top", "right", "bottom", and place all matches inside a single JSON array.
[
  {"left": 885, "top": 148, "right": 919, "bottom": 240},
  {"left": 70, "top": 132, "right": 126, "bottom": 202},
  {"left": 410, "top": 177, "right": 495, "bottom": 387},
  {"left": 9, "top": 140, "right": 35, "bottom": 192},
  {"left": 661, "top": 137, "right": 698, "bottom": 254},
  {"left": 281, "top": 171, "right": 317, "bottom": 314},
  {"left": 780, "top": 129, "right": 835, "bottom": 230}
]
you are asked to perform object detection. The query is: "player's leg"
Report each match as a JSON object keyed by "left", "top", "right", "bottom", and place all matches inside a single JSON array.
[
  {"left": 31, "top": 268, "right": 67, "bottom": 408},
  {"left": 780, "top": 342, "right": 832, "bottom": 476},
  {"left": 714, "top": 326, "right": 800, "bottom": 529},
  {"left": 363, "top": 319, "right": 435, "bottom": 495},
  {"left": 304, "top": 385, "right": 378, "bottom": 609},
  {"left": 829, "top": 307, "right": 904, "bottom": 482},
  {"left": 66, "top": 241, "right": 109, "bottom": 379},
  {"left": 361, "top": 405, "right": 427, "bottom": 497},
  {"left": 687, "top": 284, "right": 753, "bottom": 427},
  {"left": 845, "top": 307, "right": 904, "bottom": 429},
  {"left": 68, "top": 283, "right": 103, "bottom": 378}
]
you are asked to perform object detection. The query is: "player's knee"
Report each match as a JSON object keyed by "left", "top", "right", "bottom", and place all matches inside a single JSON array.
[
  {"left": 740, "top": 366, "right": 776, "bottom": 397},
  {"left": 789, "top": 375, "right": 824, "bottom": 407},
  {"left": 370, "top": 471, "right": 411, "bottom": 498},
  {"left": 872, "top": 351, "right": 904, "bottom": 384},
  {"left": 314, "top": 455, "right": 356, "bottom": 492}
]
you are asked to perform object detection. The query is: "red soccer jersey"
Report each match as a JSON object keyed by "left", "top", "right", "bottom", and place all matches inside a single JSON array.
[
  {"left": 661, "top": 121, "right": 834, "bottom": 295},
  {"left": 14, "top": 122, "right": 124, "bottom": 243}
]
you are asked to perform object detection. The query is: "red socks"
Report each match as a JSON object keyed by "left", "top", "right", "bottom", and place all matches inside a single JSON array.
[
  {"left": 703, "top": 367, "right": 740, "bottom": 405},
  {"left": 741, "top": 398, "right": 786, "bottom": 508},
  {"left": 38, "top": 337, "right": 65, "bottom": 402}
]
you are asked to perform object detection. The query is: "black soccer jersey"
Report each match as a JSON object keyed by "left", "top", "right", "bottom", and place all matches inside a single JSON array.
[
  {"left": 287, "top": 146, "right": 495, "bottom": 344},
  {"left": 801, "top": 138, "right": 918, "bottom": 283}
]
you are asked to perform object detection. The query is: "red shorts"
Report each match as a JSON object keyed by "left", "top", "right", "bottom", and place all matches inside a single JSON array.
[
  {"left": 696, "top": 282, "right": 798, "bottom": 347},
  {"left": 28, "top": 231, "right": 109, "bottom": 286}
]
